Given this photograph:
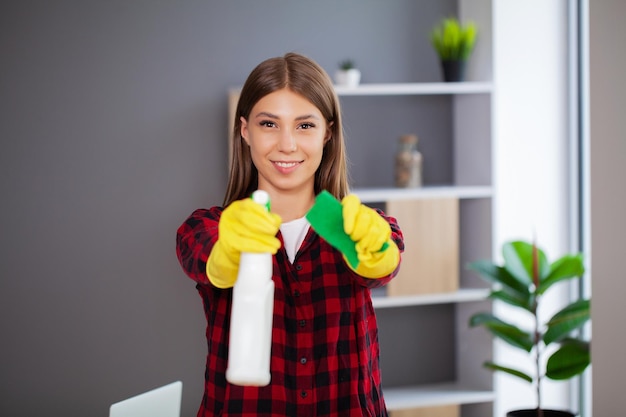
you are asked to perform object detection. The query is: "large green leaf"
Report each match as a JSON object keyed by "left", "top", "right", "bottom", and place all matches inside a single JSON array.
[
  {"left": 468, "top": 260, "right": 530, "bottom": 297},
  {"left": 502, "top": 241, "right": 549, "bottom": 288},
  {"left": 546, "top": 339, "right": 590, "bottom": 380},
  {"left": 469, "top": 312, "right": 534, "bottom": 352},
  {"left": 543, "top": 299, "right": 590, "bottom": 344},
  {"left": 488, "top": 289, "right": 533, "bottom": 312},
  {"left": 537, "top": 254, "right": 585, "bottom": 294},
  {"left": 483, "top": 361, "right": 533, "bottom": 383}
]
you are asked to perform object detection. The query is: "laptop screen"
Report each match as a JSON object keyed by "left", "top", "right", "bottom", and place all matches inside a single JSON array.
[{"left": 109, "top": 380, "right": 182, "bottom": 417}]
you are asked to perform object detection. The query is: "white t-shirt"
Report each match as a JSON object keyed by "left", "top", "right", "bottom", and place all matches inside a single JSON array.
[{"left": 280, "top": 216, "right": 310, "bottom": 263}]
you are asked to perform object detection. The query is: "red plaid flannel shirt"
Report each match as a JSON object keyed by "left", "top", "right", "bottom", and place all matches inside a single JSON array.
[{"left": 176, "top": 206, "right": 404, "bottom": 417}]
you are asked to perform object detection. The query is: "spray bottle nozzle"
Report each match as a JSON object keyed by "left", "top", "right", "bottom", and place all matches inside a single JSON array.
[{"left": 251, "top": 190, "right": 271, "bottom": 211}]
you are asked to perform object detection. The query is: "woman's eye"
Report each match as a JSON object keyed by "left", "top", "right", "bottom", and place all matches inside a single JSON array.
[
  {"left": 299, "top": 122, "right": 315, "bottom": 130},
  {"left": 259, "top": 120, "right": 276, "bottom": 128}
]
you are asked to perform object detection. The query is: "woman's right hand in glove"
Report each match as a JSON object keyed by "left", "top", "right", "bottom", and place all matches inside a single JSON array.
[{"left": 206, "top": 198, "right": 282, "bottom": 288}]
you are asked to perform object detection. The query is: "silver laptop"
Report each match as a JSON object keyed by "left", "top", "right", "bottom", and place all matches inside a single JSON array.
[{"left": 109, "top": 380, "right": 182, "bottom": 417}]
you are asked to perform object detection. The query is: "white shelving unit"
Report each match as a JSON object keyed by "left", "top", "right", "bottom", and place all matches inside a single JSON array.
[
  {"left": 337, "top": 81, "right": 494, "bottom": 417},
  {"left": 332, "top": 3, "right": 495, "bottom": 414}
]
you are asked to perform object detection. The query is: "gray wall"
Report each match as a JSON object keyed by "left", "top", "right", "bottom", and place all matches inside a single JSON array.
[
  {"left": 589, "top": 0, "right": 626, "bottom": 415},
  {"left": 0, "top": 1, "right": 455, "bottom": 416}
]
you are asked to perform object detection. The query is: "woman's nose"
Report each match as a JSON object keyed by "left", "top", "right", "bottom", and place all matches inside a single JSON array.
[{"left": 277, "top": 130, "right": 297, "bottom": 152}]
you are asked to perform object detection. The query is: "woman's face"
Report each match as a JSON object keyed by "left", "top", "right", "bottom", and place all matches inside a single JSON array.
[{"left": 241, "top": 88, "right": 331, "bottom": 197}]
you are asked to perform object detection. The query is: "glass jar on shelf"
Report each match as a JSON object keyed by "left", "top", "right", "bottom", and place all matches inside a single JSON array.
[{"left": 394, "top": 134, "right": 423, "bottom": 188}]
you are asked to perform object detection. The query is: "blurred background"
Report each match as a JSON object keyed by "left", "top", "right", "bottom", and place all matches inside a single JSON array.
[{"left": 2, "top": 1, "right": 625, "bottom": 417}]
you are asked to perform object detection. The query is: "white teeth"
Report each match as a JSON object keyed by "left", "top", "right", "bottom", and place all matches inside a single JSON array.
[{"left": 275, "top": 162, "right": 298, "bottom": 168}]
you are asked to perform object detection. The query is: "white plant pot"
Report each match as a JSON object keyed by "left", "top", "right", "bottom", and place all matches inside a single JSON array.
[{"left": 334, "top": 68, "right": 361, "bottom": 87}]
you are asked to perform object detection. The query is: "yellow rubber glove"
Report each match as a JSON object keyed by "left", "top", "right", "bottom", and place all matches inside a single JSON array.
[
  {"left": 341, "top": 194, "right": 400, "bottom": 279},
  {"left": 207, "top": 198, "right": 282, "bottom": 288}
]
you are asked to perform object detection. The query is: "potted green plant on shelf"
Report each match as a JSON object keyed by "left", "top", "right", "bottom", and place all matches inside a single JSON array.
[
  {"left": 430, "top": 17, "right": 477, "bottom": 82},
  {"left": 334, "top": 59, "right": 361, "bottom": 88},
  {"left": 468, "top": 240, "right": 590, "bottom": 417}
]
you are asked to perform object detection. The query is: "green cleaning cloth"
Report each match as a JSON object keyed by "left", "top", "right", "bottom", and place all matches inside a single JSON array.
[
  {"left": 306, "top": 190, "right": 360, "bottom": 268},
  {"left": 306, "top": 190, "right": 388, "bottom": 269}
]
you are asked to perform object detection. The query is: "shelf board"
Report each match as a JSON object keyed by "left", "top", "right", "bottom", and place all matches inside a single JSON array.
[
  {"left": 334, "top": 81, "right": 493, "bottom": 96},
  {"left": 229, "top": 82, "right": 493, "bottom": 98},
  {"left": 383, "top": 382, "right": 495, "bottom": 410},
  {"left": 352, "top": 185, "right": 492, "bottom": 203},
  {"left": 372, "top": 289, "right": 489, "bottom": 309}
]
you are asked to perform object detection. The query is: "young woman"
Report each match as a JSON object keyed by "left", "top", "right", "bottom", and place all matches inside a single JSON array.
[{"left": 176, "top": 52, "right": 404, "bottom": 417}]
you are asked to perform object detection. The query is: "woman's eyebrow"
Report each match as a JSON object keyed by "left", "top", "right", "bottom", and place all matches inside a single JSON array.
[
  {"left": 254, "top": 111, "right": 279, "bottom": 119},
  {"left": 254, "top": 112, "right": 321, "bottom": 121},
  {"left": 295, "top": 114, "right": 320, "bottom": 121}
]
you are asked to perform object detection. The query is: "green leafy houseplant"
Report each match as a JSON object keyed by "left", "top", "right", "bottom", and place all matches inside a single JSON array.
[
  {"left": 469, "top": 240, "right": 590, "bottom": 416},
  {"left": 430, "top": 17, "right": 477, "bottom": 61}
]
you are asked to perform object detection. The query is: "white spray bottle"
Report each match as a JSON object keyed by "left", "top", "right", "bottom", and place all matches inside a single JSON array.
[{"left": 225, "top": 190, "right": 275, "bottom": 386}]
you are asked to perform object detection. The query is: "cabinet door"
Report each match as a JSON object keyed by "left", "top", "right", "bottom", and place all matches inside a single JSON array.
[
  {"left": 386, "top": 198, "right": 460, "bottom": 296},
  {"left": 390, "top": 405, "right": 459, "bottom": 417}
]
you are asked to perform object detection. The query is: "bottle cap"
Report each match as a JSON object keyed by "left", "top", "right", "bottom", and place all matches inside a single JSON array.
[{"left": 251, "top": 190, "right": 271, "bottom": 211}]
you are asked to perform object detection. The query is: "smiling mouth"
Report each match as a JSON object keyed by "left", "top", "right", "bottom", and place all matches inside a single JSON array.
[{"left": 274, "top": 161, "right": 301, "bottom": 168}]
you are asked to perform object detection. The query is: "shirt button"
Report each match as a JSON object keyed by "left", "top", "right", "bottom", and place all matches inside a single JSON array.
[
  {"left": 295, "top": 264, "right": 303, "bottom": 271},
  {"left": 299, "top": 320, "right": 306, "bottom": 327},
  {"left": 294, "top": 290, "right": 301, "bottom": 297},
  {"left": 300, "top": 357, "right": 307, "bottom": 364},
  {"left": 300, "top": 390, "right": 308, "bottom": 398}
]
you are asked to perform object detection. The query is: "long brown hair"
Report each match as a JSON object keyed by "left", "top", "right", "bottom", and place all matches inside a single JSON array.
[{"left": 223, "top": 52, "right": 349, "bottom": 206}]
